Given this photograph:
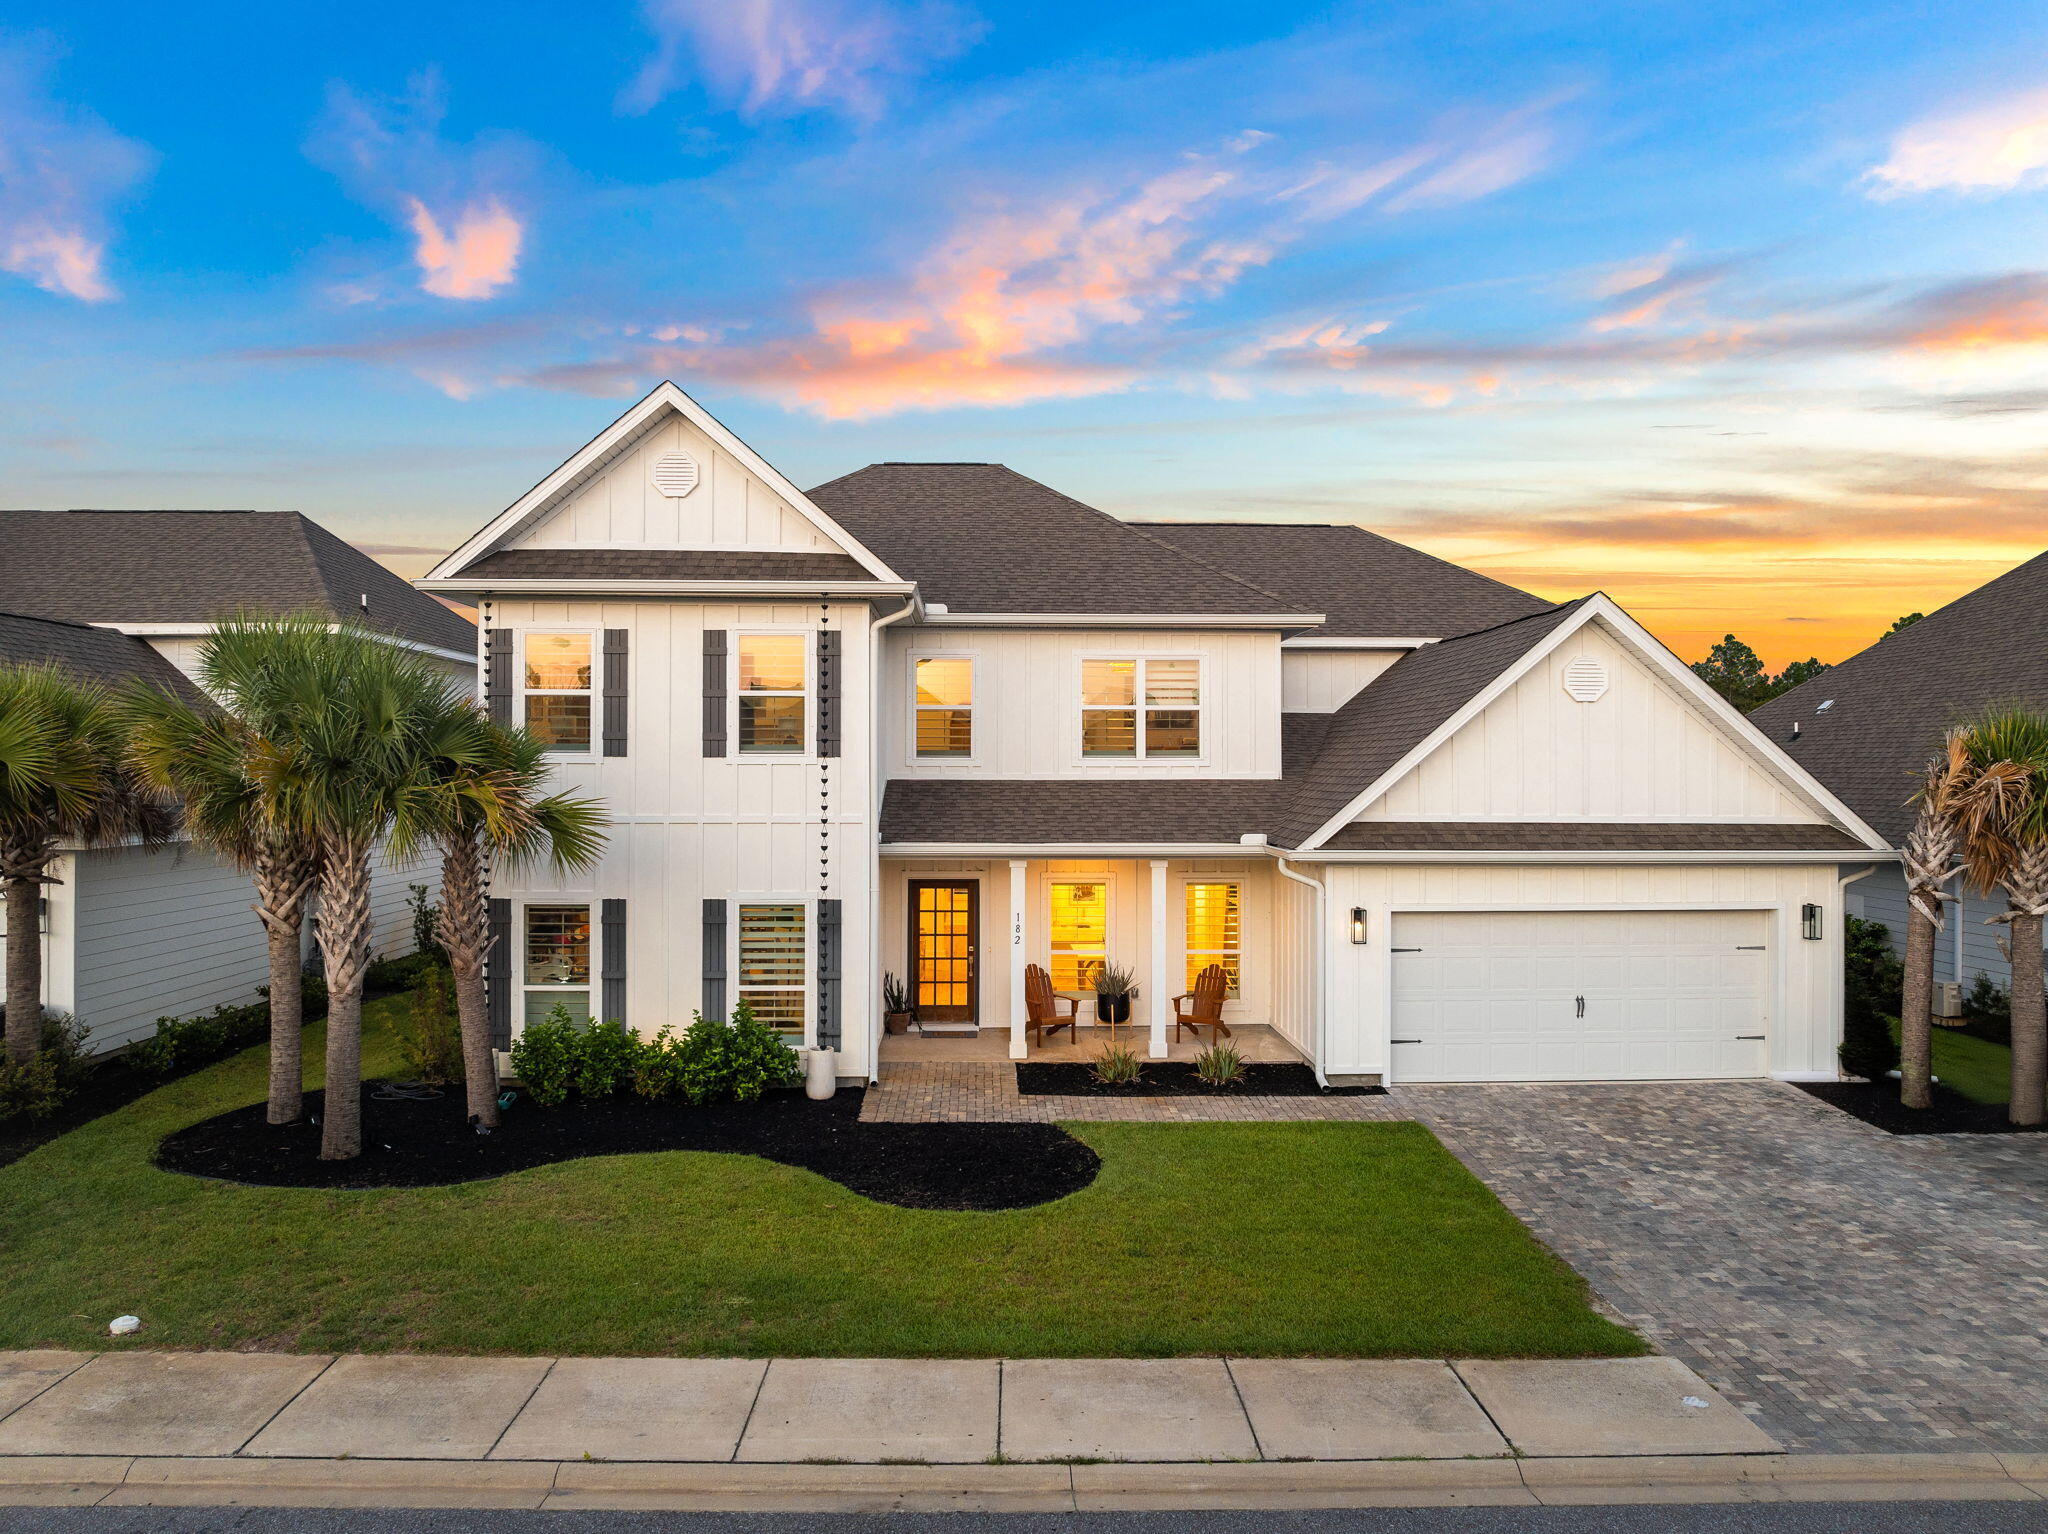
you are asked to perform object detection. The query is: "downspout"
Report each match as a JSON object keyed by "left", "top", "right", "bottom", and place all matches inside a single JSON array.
[
  {"left": 1835, "top": 863, "right": 1877, "bottom": 1081},
  {"left": 1271, "top": 851, "right": 1330, "bottom": 1088},
  {"left": 865, "top": 595, "right": 920, "bottom": 1085}
]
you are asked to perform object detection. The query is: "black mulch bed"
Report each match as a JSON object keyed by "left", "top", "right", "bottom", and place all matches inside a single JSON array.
[
  {"left": 1016, "top": 1061, "right": 1384, "bottom": 1098},
  {"left": 1797, "top": 1079, "right": 2048, "bottom": 1135},
  {"left": 154, "top": 1084, "right": 1100, "bottom": 1210}
]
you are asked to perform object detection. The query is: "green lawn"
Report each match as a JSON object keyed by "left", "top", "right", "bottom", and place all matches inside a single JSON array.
[
  {"left": 0, "top": 995, "right": 1641, "bottom": 1360},
  {"left": 1888, "top": 1018, "right": 2013, "bottom": 1106}
]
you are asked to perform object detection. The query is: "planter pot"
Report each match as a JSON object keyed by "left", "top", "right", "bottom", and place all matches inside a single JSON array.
[
  {"left": 1095, "top": 995, "right": 1132, "bottom": 1025},
  {"left": 805, "top": 1048, "right": 838, "bottom": 1100},
  {"left": 884, "top": 1011, "right": 911, "bottom": 1035}
]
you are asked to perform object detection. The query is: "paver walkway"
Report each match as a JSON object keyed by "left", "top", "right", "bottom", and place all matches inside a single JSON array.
[{"left": 865, "top": 1067, "right": 2048, "bottom": 1457}]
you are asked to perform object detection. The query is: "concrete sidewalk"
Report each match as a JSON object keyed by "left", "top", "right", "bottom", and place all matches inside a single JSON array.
[{"left": 0, "top": 1351, "right": 1779, "bottom": 1467}]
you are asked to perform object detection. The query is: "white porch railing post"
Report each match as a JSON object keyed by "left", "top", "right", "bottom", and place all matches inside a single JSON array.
[
  {"left": 1009, "top": 859, "right": 1030, "bottom": 1060},
  {"left": 1148, "top": 859, "right": 1170, "bottom": 1058}
]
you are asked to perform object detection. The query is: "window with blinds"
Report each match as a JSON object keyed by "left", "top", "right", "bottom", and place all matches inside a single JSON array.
[
  {"left": 736, "top": 903, "right": 807, "bottom": 1035},
  {"left": 522, "top": 903, "right": 593, "bottom": 1026},
  {"left": 737, "top": 634, "right": 808, "bottom": 754},
  {"left": 1049, "top": 880, "right": 1108, "bottom": 991},
  {"left": 1080, "top": 657, "right": 1201, "bottom": 758},
  {"left": 1184, "top": 881, "right": 1241, "bottom": 995},
  {"left": 524, "top": 633, "right": 594, "bottom": 753},
  {"left": 913, "top": 657, "right": 973, "bottom": 757}
]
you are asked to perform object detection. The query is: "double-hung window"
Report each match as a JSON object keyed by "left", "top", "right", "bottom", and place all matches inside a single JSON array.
[
  {"left": 737, "top": 634, "right": 808, "bottom": 754},
  {"left": 522, "top": 904, "right": 593, "bottom": 1027},
  {"left": 524, "top": 633, "right": 594, "bottom": 753},
  {"left": 1183, "top": 881, "right": 1242, "bottom": 996},
  {"left": 736, "top": 902, "right": 807, "bottom": 1036},
  {"left": 913, "top": 657, "right": 973, "bottom": 758},
  {"left": 1080, "top": 658, "right": 1200, "bottom": 758}
]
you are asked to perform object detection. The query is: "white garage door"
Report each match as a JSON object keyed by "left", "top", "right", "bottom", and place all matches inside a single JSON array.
[{"left": 1390, "top": 909, "right": 1769, "bottom": 1083}]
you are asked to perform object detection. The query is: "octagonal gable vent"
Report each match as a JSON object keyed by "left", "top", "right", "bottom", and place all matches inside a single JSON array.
[
  {"left": 651, "top": 452, "right": 701, "bottom": 498},
  {"left": 1561, "top": 655, "right": 1609, "bottom": 703}
]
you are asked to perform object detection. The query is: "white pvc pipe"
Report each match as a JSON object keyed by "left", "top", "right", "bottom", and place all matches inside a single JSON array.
[
  {"left": 1272, "top": 854, "right": 1330, "bottom": 1088},
  {"left": 864, "top": 597, "right": 920, "bottom": 1085}
]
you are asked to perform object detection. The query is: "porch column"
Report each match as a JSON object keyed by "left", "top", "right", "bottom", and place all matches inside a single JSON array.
[
  {"left": 1009, "top": 859, "right": 1030, "bottom": 1060},
  {"left": 1148, "top": 859, "right": 1170, "bottom": 1058}
]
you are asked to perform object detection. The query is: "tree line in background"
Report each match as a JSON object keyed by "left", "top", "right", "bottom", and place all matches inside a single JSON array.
[
  {"left": 1690, "top": 612, "right": 1923, "bottom": 712},
  {"left": 0, "top": 617, "right": 607, "bottom": 1161}
]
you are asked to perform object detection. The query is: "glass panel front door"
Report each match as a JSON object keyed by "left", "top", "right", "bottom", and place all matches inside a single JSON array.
[{"left": 910, "top": 881, "right": 978, "bottom": 1023}]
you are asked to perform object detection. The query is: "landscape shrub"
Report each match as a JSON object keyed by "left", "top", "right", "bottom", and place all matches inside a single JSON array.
[
  {"left": 1960, "top": 974, "right": 2012, "bottom": 1046},
  {"left": 391, "top": 964, "right": 463, "bottom": 1084},
  {"left": 365, "top": 951, "right": 435, "bottom": 995},
  {"left": 631, "top": 1025, "right": 687, "bottom": 1099},
  {"left": 128, "top": 1009, "right": 239, "bottom": 1078},
  {"left": 408, "top": 884, "right": 447, "bottom": 966},
  {"left": 1839, "top": 914, "right": 1902, "bottom": 1081},
  {"left": 725, "top": 1002, "right": 803, "bottom": 1103},
  {"left": 0, "top": 1053, "right": 64, "bottom": 1123},
  {"left": 674, "top": 1012, "right": 737, "bottom": 1106},
  {"left": 1192, "top": 1041, "right": 1246, "bottom": 1087},
  {"left": 1090, "top": 1044, "right": 1144, "bottom": 1086},
  {"left": 574, "top": 1018, "right": 640, "bottom": 1098},
  {"left": 508, "top": 1005, "right": 579, "bottom": 1106}
]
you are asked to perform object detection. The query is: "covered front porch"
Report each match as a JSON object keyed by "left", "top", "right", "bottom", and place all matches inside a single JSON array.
[{"left": 877, "top": 854, "right": 1318, "bottom": 1065}]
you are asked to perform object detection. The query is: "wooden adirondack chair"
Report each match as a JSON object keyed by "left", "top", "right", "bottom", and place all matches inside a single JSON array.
[
  {"left": 1174, "top": 964, "right": 1232, "bottom": 1042},
  {"left": 1024, "top": 964, "right": 1079, "bottom": 1047}
]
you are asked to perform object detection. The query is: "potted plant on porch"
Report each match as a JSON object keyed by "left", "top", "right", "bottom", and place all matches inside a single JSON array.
[
  {"left": 882, "top": 972, "right": 913, "bottom": 1034},
  {"left": 1093, "top": 962, "right": 1140, "bottom": 1026}
]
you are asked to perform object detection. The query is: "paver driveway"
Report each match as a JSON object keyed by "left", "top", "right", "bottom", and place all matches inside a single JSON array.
[{"left": 1400, "top": 1080, "right": 2048, "bottom": 1456}]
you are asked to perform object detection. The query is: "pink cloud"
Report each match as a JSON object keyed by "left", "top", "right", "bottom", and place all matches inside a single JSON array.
[
  {"left": 1868, "top": 85, "right": 2048, "bottom": 197},
  {"left": 405, "top": 196, "right": 522, "bottom": 301},
  {"left": 622, "top": 0, "right": 983, "bottom": 119}
]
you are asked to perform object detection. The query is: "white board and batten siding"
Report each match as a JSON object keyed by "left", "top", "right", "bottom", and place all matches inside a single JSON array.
[
  {"left": 1355, "top": 624, "right": 1822, "bottom": 823},
  {"left": 882, "top": 628, "right": 1283, "bottom": 779},
  {"left": 1280, "top": 648, "right": 1405, "bottom": 714}
]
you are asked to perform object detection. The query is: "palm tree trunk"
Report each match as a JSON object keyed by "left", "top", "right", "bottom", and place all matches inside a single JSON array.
[
  {"left": 316, "top": 835, "right": 375, "bottom": 1161},
  {"left": 437, "top": 831, "right": 499, "bottom": 1129},
  {"left": 252, "top": 845, "right": 318, "bottom": 1126},
  {"left": 2005, "top": 841, "right": 2048, "bottom": 1127},
  {"left": 2, "top": 836, "right": 52, "bottom": 1065},
  {"left": 1899, "top": 902, "right": 1936, "bottom": 1109}
]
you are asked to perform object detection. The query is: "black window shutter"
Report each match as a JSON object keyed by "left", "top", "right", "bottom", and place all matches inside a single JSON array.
[
  {"left": 600, "top": 898, "right": 626, "bottom": 1025},
  {"left": 817, "top": 631, "right": 841, "bottom": 758},
  {"left": 486, "top": 898, "right": 512, "bottom": 1047},
  {"left": 602, "top": 631, "right": 628, "bottom": 757},
  {"left": 702, "top": 898, "right": 728, "bottom": 1021},
  {"left": 486, "top": 629, "right": 512, "bottom": 724},
  {"left": 702, "top": 630, "right": 728, "bottom": 758},
  {"left": 816, "top": 898, "right": 842, "bottom": 1050}
]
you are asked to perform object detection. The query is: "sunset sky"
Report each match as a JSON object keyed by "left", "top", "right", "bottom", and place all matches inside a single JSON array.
[{"left": 6, "top": 0, "right": 2048, "bottom": 665}]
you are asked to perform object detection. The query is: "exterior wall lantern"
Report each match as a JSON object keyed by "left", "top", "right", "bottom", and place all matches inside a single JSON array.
[
  {"left": 1801, "top": 903, "right": 1823, "bottom": 941},
  {"left": 1349, "top": 907, "right": 1369, "bottom": 944}
]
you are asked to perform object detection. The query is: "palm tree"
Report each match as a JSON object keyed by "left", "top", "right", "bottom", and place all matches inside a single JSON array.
[
  {"left": 0, "top": 664, "right": 175, "bottom": 1063},
  {"left": 204, "top": 616, "right": 455, "bottom": 1160},
  {"left": 1953, "top": 708, "right": 2048, "bottom": 1127},
  {"left": 125, "top": 690, "right": 321, "bottom": 1124},
  {"left": 1897, "top": 728, "right": 1971, "bottom": 1109},
  {"left": 394, "top": 699, "right": 606, "bottom": 1129}
]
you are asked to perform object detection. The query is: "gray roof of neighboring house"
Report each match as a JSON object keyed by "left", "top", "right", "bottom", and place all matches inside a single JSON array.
[
  {"left": 0, "top": 611, "right": 206, "bottom": 704},
  {"left": 462, "top": 548, "right": 879, "bottom": 583},
  {"left": 0, "top": 510, "right": 476, "bottom": 656},
  {"left": 1133, "top": 522, "right": 1550, "bottom": 640},
  {"left": 1753, "top": 548, "right": 2048, "bottom": 845},
  {"left": 806, "top": 464, "right": 1313, "bottom": 617},
  {"left": 1319, "top": 821, "right": 1867, "bottom": 852},
  {"left": 1270, "top": 600, "right": 1590, "bottom": 848}
]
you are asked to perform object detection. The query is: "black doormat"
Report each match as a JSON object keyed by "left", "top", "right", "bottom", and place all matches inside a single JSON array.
[
  {"left": 1016, "top": 1061, "right": 1384, "bottom": 1097},
  {"left": 155, "top": 1086, "right": 1100, "bottom": 1210},
  {"left": 1796, "top": 1080, "right": 2048, "bottom": 1135}
]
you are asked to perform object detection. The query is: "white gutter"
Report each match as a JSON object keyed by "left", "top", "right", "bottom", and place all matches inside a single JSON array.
[
  {"left": 99, "top": 621, "right": 476, "bottom": 669},
  {"left": 878, "top": 841, "right": 1265, "bottom": 858},
  {"left": 417, "top": 578, "right": 918, "bottom": 599},
  {"left": 866, "top": 595, "right": 921, "bottom": 1085},
  {"left": 1271, "top": 850, "right": 1330, "bottom": 1088},
  {"left": 914, "top": 612, "right": 1325, "bottom": 629},
  {"left": 1281, "top": 636, "right": 1436, "bottom": 649},
  {"left": 1284, "top": 849, "right": 1898, "bottom": 865}
]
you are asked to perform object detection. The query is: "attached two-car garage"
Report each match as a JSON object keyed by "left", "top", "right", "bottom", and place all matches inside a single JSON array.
[{"left": 1388, "top": 909, "right": 1771, "bottom": 1083}]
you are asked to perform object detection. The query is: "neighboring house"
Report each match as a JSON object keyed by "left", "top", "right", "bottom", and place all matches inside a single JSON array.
[
  {"left": 421, "top": 382, "right": 1891, "bottom": 1087},
  {"left": 1755, "top": 550, "right": 2048, "bottom": 991},
  {"left": 0, "top": 510, "right": 479, "bottom": 1050}
]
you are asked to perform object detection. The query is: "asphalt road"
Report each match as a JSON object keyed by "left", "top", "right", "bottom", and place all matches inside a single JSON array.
[{"left": 3, "top": 1506, "right": 2047, "bottom": 1534}]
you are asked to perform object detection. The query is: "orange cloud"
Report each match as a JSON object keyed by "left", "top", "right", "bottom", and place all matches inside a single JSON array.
[
  {"left": 2, "top": 226, "right": 113, "bottom": 302},
  {"left": 1868, "top": 85, "right": 2048, "bottom": 197},
  {"left": 405, "top": 196, "right": 522, "bottom": 301},
  {"left": 1907, "top": 287, "right": 2048, "bottom": 351}
]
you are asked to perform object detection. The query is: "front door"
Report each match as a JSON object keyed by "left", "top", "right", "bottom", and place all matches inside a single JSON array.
[{"left": 909, "top": 881, "right": 979, "bottom": 1023}]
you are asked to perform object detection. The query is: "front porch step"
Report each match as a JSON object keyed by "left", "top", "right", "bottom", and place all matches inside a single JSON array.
[{"left": 913, "top": 1021, "right": 981, "bottom": 1037}]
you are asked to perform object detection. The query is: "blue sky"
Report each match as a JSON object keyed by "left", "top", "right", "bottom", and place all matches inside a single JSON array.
[{"left": 6, "top": 0, "right": 2048, "bottom": 661}]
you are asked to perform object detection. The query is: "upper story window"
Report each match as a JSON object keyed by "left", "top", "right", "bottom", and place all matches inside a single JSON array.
[
  {"left": 913, "top": 657, "right": 973, "bottom": 758},
  {"left": 1080, "top": 657, "right": 1201, "bottom": 758},
  {"left": 737, "top": 634, "right": 807, "bottom": 754},
  {"left": 523, "top": 903, "right": 592, "bottom": 1027},
  {"left": 524, "top": 633, "right": 593, "bottom": 754}
]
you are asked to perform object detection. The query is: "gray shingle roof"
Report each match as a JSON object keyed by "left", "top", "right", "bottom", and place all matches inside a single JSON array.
[
  {"left": 0, "top": 611, "right": 206, "bottom": 704},
  {"left": 1273, "top": 600, "right": 1589, "bottom": 847},
  {"left": 881, "top": 779, "right": 1285, "bottom": 845},
  {"left": 463, "top": 548, "right": 878, "bottom": 583},
  {"left": 1320, "top": 821, "right": 1866, "bottom": 852},
  {"left": 806, "top": 464, "right": 1313, "bottom": 617},
  {"left": 1134, "top": 522, "right": 1549, "bottom": 641},
  {"left": 0, "top": 510, "right": 476, "bottom": 655},
  {"left": 1753, "top": 549, "right": 2048, "bottom": 845}
]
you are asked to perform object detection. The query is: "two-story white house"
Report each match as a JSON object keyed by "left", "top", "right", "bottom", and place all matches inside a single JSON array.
[{"left": 421, "top": 383, "right": 1894, "bottom": 1087}]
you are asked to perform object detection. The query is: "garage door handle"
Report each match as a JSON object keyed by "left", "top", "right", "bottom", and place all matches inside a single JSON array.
[
  {"left": 1735, "top": 945, "right": 1765, "bottom": 951},
  {"left": 1392, "top": 1038, "right": 1422, "bottom": 1044},
  {"left": 1736, "top": 1034, "right": 1765, "bottom": 1040},
  {"left": 1575, "top": 995, "right": 1585, "bottom": 1017}
]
